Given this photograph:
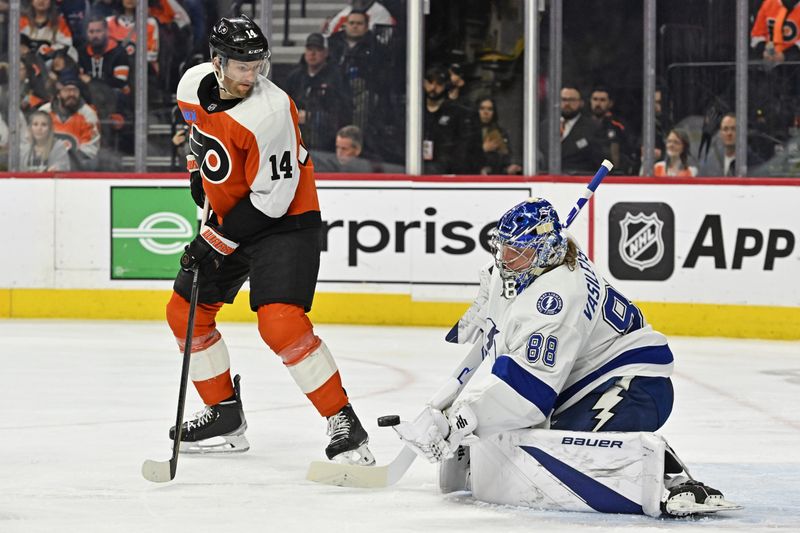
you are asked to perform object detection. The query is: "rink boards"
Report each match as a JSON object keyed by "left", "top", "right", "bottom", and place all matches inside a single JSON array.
[{"left": 0, "top": 173, "right": 798, "bottom": 339}]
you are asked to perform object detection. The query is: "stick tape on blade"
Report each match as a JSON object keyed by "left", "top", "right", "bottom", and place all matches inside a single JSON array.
[{"left": 142, "top": 459, "right": 173, "bottom": 483}]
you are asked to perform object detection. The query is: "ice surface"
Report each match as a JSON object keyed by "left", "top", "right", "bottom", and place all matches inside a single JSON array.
[{"left": 1, "top": 320, "right": 798, "bottom": 532}]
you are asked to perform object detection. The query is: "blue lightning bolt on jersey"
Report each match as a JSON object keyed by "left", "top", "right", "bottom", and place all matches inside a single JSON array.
[{"left": 456, "top": 246, "right": 674, "bottom": 437}]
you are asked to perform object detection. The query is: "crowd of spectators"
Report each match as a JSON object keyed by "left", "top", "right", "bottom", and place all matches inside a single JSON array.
[
  {"left": 275, "top": 1, "right": 404, "bottom": 171},
  {"left": 3, "top": 0, "right": 800, "bottom": 177},
  {"left": 1, "top": 0, "right": 202, "bottom": 171}
]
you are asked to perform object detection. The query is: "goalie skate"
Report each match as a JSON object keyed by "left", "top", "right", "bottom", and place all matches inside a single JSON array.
[
  {"left": 661, "top": 481, "right": 743, "bottom": 516},
  {"left": 169, "top": 374, "right": 250, "bottom": 454},
  {"left": 326, "top": 403, "right": 375, "bottom": 466}
]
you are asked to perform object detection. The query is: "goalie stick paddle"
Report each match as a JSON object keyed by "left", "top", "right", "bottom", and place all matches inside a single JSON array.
[
  {"left": 306, "top": 162, "right": 612, "bottom": 489},
  {"left": 142, "top": 199, "right": 209, "bottom": 483}
]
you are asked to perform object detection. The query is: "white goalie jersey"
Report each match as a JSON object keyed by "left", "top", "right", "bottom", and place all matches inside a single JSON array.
[{"left": 456, "top": 248, "right": 674, "bottom": 437}]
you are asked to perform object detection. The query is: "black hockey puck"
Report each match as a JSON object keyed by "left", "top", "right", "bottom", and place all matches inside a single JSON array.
[{"left": 377, "top": 415, "right": 401, "bottom": 427}]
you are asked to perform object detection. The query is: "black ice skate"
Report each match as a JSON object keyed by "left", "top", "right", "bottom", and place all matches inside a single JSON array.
[
  {"left": 661, "top": 480, "right": 742, "bottom": 516},
  {"left": 325, "top": 403, "right": 375, "bottom": 466},
  {"left": 169, "top": 374, "right": 249, "bottom": 454}
]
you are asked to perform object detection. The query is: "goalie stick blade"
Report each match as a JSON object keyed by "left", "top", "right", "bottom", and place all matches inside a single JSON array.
[
  {"left": 306, "top": 460, "right": 390, "bottom": 488},
  {"left": 141, "top": 459, "right": 174, "bottom": 483},
  {"left": 306, "top": 446, "right": 417, "bottom": 488}
]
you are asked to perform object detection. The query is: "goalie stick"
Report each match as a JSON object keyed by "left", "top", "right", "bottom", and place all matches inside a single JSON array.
[
  {"left": 564, "top": 159, "right": 612, "bottom": 229},
  {"left": 306, "top": 338, "right": 485, "bottom": 488},
  {"left": 142, "top": 198, "right": 209, "bottom": 483},
  {"left": 306, "top": 161, "right": 612, "bottom": 488}
]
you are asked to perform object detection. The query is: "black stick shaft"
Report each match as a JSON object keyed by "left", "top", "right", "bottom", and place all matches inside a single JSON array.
[
  {"left": 168, "top": 265, "right": 201, "bottom": 478},
  {"left": 166, "top": 199, "right": 209, "bottom": 480}
]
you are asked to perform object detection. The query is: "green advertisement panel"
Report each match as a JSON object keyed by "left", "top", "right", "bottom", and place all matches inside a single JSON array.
[{"left": 111, "top": 187, "right": 196, "bottom": 279}]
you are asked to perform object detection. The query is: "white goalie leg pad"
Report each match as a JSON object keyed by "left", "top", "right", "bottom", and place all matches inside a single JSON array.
[
  {"left": 285, "top": 340, "right": 339, "bottom": 394},
  {"left": 188, "top": 336, "right": 231, "bottom": 381},
  {"left": 470, "top": 429, "right": 666, "bottom": 517}
]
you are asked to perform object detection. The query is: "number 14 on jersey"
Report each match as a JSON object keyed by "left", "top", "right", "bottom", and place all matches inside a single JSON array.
[{"left": 269, "top": 150, "right": 292, "bottom": 180}]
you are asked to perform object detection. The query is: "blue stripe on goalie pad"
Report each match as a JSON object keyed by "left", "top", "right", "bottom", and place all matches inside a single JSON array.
[
  {"left": 520, "top": 445, "right": 644, "bottom": 515},
  {"left": 491, "top": 355, "right": 557, "bottom": 416}
]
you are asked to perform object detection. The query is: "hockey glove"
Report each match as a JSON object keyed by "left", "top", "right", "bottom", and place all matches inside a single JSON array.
[
  {"left": 444, "top": 402, "right": 478, "bottom": 451},
  {"left": 181, "top": 224, "right": 239, "bottom": 273},
  {"left": 447, "top": 261, "right": 493, "bottom": 344},
  {"left": 394, "top": 403, "right": 478, "bottom": 464},
  {"left": 394, "top": 406, "right": 453, "bottom": 463},
  {"left": 187, "top": 155, "right": 206, "bottom": 208}
]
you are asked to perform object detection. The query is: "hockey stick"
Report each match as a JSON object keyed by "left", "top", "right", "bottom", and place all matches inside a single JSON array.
[
  {"left": 564, "top": 159, "right": 613, "bottom": 229},
  {"left": 306, "top": 161, "right": 612, "bottom": 488},
  {"left": 306, "top": 339, "right": 485, "bottom": 488},
  {"left": 142, "top": 198, "right": 210, "bottom": 483}
]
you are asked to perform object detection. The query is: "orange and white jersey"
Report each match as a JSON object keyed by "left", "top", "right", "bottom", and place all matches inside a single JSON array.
[
  {"left": 106, "top": 15, "right": 160, "bottom": 63},
  {"left": 20, "top": 15, "right": 73, "bottom": 51},
  {"left": 40, "top": 100, "right": 101, "bottom": 161},
  {"left": 176, "top": 63, "right": 319, "bottom": 224},
  {"left": 751, "top": 0, "right": 800, "bottom": 53}
]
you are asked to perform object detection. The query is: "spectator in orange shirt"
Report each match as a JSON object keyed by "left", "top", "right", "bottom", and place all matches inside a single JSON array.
[
  {"left": 39, "top": 71, "right": 101, "bottom": 170},
  {"left": 751, "top": 0, "right": 800, "bottom": 63},
  {"left": 106, "top": 0, "right": 160, "bottom": 71},
  {"left": 20, "top": 0, "right": 74, "bottom": 58}
]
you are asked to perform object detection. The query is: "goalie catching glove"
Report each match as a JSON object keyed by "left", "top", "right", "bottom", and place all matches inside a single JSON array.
[
  {"left": 393, "top": 403, "right": 477, "bottom": 463},
  {"left": 181, "top": 223, "right": 239, "bottom": 273}
]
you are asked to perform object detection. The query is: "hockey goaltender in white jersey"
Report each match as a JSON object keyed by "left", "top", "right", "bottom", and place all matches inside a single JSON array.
[{"left": 394, "top": 197, "right": 741, "bottom": 517}]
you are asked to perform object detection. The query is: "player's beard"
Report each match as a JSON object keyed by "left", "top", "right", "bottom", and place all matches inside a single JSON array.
[{"left": 221, "top": 76, "right": 254, "bottom": 99}]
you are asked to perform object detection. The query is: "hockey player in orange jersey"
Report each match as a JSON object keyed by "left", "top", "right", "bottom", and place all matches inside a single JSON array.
[{"left": 164, "top": 14, "right": 374, "bottom": 466}]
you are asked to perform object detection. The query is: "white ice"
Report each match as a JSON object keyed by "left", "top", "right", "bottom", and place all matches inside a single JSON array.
[{"left": 1, "top": 319, "right": 799, "bottom": 532}]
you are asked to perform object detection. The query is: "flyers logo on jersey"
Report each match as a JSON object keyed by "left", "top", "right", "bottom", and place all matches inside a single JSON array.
[{"left": 189, "top": 124, "right": 232, "bottom": 183}]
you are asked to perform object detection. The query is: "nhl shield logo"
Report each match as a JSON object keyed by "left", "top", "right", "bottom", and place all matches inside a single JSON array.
[
  {"left": 618, "top": 212, "right": 664, "bottom": 271},
  {"left": 609, "top": 202, "right": 674, "bottom": 281}
]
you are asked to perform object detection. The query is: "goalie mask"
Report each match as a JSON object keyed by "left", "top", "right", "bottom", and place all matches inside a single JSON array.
[
  {"left": 209, "top": 14, "right": 271, "bottom": 85},
  {"left": 491, "top": 198, "right": 568, "bottom": 294}
]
